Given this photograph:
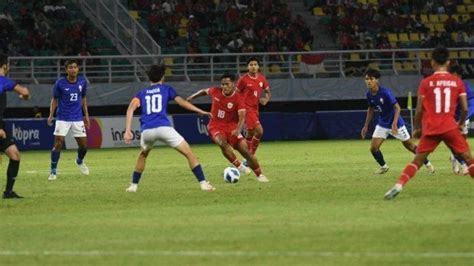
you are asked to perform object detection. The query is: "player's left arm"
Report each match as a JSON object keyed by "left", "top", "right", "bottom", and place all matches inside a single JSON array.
[
  {"left": 413, "top": 95, "right": 424, "bottom": 138},
  {"left": 81, "top": 96, "right": 90, "bottom": 129},
  {"left": 124, "top": 97, "right": 140, "bottom": 144},
  {"left": 391, "top": 102, "right": 401, "bottom": 134},
  {"left": 260, "top": 87, "right": 271, "bottom": 106},
  {"left": 458, "top": 94, "right": 468, "bottom": 128},
  {"left": 175, "top": 96, "right": 211, "bottom": 117},
  {"left": 232, "top": 109, "right": 246, "bottom": 137}
]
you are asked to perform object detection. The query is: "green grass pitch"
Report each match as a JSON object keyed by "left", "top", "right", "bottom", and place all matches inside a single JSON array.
[{"left": 1, "top": 140, "right": 473, "bottom": 265}]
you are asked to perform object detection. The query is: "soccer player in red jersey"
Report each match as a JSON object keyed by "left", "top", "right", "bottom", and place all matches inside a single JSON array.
[
  {"left": 187, "top": 73, "right": 269, "bottom": 182},
  {"left": 384, "top": 46, "right": 474, "bottom": 200},
  {"left": 236, "top": 57, "right": 271, "bottom": 156}
]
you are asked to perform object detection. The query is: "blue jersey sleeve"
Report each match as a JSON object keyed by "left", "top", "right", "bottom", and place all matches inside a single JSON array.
[
  {"left": 52, "top": 80, "right": 61, "bottom": 98},
  {"left": 81, "top": 81, "right": 87, "bottom": 97},
  {"left": 0, "top": 77, "right": 17, "bottom": 93},
  {"left": 168, "top": 86, "right": 177, "bottom": 101},
  {"left": 384, "top": 89, "right": 398, "bottom": 106}
]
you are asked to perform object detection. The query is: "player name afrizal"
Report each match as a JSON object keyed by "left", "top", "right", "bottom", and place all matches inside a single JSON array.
[{"left": 429, "top": 80, "right": 458, "bottom": 87}]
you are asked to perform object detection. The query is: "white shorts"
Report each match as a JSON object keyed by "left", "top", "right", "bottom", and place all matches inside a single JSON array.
[
  {"left": 461, "top": 119, "right": 470, "bottom": 135},
  {"left": 54, "top": 120, "right": 87, "bottom": 137},
  {"left": 372, "top": 125, "right": 410, "bottom": 141},
  {"left": 141, "top": 126, "right": 184, "bottom": 151}
]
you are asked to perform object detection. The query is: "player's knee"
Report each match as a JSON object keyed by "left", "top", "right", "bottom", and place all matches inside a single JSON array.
[
  {"left": 9, "top": 150, "right": 20, "bottom": 161},
  {"left": 140, "top": 150, "right": 150, "bottom": 158},
  {"left": 370, "top": 146, "right": 379, "bottom": 153},
  {"left": 54, "top": 141, "right": 63, "bottom": 150}
]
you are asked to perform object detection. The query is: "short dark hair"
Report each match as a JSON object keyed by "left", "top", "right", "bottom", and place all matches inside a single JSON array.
[
  {"left": 432, "top": 46, "right": 449, "bottom": 65},
  {"left": 448, "top": 64, "right": 463, "bottom": 77},
  {"left": 365, "top": 68, "right": 381, "bottom": 79},
  {"left": 220, "top": 73, "right": 236, "bottom": 82},
  {"left": 64, "top": 59, "right": 79, "bottom": 68},
  {"left": 147, "top": 65, "right": 165, "bottom": 82},
  {"left": 246, "top": 57, "right": 260, "bottom": 65},
  {"left": 0, "top": 53, "right": 8, "bottom": 67}
]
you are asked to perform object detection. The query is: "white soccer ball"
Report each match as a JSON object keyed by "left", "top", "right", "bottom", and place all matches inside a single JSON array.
[{"left": 223, "top": 167, "right": 240, "bottom": 183}]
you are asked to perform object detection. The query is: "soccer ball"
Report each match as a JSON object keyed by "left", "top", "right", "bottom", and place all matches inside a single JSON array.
[{"left": 223, "top": 167, "right": 240, "bottom": 183}]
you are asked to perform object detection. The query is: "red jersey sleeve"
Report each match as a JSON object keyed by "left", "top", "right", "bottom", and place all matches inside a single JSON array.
[
  {"left": 236, "top": 76, "right": 245, "bottom": 94},
  {"left": 262, "top": 76, "right": 270, "bottom": 91},
  {"left": 458, "top": 78, "right": 466, "bottom": 95},
  {"left": 237, "top": 93, "right": 245, "bottom": 110},
  {"left": 418, "top": 79, "right": 427, "bottom": 97},
  {"left": 208, "top": 87, "right": 217, "bottom": 97}
]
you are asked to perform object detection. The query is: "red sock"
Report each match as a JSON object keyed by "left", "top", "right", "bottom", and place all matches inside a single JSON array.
[
  {"left": 466, "top": 160, "right": 474, "bottom": 177},
  {"left": 251, "top": 166, "right": 262, "bottom": 177},
  {"left": 227, "top": 154, "right": 241, "bottom": 167},
  {"left": 251, "top": 137, "right": 260, "bottom": 155},
  {"left": 398, "top": 163, "right": 419, "bottom": 186}
]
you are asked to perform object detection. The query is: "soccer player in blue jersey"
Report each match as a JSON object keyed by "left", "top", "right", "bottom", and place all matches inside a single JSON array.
[
  {"left": 361, "top": 69, "right": 435, "bottom": 174},
  {"left": 123, "top": 65, "right": 215, "bottom": 192},
  {"left": 0, "top": 54, "right": 31, "bottom": 199},
  {"left": 47, "top": 59, "right": 90, "bottom": 181},
  {"left": 448, "top": 64, "right": 474, "bottom": 175}
]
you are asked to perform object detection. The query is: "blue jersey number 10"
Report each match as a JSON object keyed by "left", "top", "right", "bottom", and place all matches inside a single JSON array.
[{"left": 145, "top": 94, "right": 163, "bottom": 114}]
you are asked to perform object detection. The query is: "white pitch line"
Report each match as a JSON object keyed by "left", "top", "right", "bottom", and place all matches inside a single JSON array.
[{"left": 0, "top": 250, "right": 473, "bottom": 258}]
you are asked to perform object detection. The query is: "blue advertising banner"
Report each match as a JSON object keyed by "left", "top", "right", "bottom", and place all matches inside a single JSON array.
[
  {"left": 172, "top": 114, "right": 213, "bottom": 144},
  {"left": 172, "top": 112, "right": 320, "bottom": 144},
  {"left": 4, "top": 118, "right": 55, "bottom": 150}
]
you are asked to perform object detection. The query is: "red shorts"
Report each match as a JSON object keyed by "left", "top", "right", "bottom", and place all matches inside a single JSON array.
[
  {"left": 208, "top": 126, "right": 244, "bottom": 149},
  {"left": 245, "top": 110, "right": 261, "bottom": 130},
  {"left": 417, "top": 128, "right": 470, "bottom": 154}
]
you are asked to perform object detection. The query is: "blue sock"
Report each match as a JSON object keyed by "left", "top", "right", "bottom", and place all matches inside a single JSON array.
[
  {"left": 132, "top": 171, "right": 142, "bottom": 184},
  {"left": 51, "top": 150, "right": 60, "bottom": 174},
  {"left": 371, "top": 150, "right": 386, "bottom": 166},
  {"left": 191, "top": 164, "right": 206, "bottom": 182},
  {"left": 455, "top": 154, "right": 465, "bottom": 164},
  {"left": 76, "top": 148, "right": 87, "bottom": 165}
]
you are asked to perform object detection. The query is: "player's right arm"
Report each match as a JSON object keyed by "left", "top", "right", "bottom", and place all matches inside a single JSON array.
[
  {"left": 175, "top": 96, "right": 211, "bottom": 117},
  {"left": 47, "top": 97, "right": 58, "bottom": 126},
  {"left": 457, "top": 82, "right": 468, "bottom": 130},
  {"left": 232, "top": 109, "right": 246, "bottom": 137},
  {"left": 186, "top": 88, "right": 209, "bottom": 101},
  {"left": 413, "top": 95, "right": 424, "bottom": 138},
  {"left": 13, "top": 84, "right": 31, "bottom": 100},
  {"left": 361, "top": 106, "right": 374, "bottom": 139},
  {"left": 124, "top": 97, "right": 140, "bottom": 144}
]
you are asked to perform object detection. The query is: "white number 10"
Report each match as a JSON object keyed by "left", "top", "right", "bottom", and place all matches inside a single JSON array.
[
  {"left": 434, "top": 87, "right": 451, "bottom": 113},
  {"left": 145, "top": 94, "right": 162, "bottom": 114}
]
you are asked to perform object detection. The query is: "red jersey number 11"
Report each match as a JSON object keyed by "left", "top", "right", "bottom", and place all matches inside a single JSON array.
[{"left": 434, "top": 87, "right": 451, "bottom": 114}]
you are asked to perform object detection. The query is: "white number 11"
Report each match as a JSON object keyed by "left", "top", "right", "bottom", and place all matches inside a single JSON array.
[{"left": 434, "top": 87, "right": 451, "bottom": 113}]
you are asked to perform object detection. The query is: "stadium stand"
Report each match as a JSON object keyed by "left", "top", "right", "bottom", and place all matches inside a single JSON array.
[
  {"left": 0, "top": 0, "right": 119, "bottom": 57},
  {"left": 126, "top": 0, "right": 314, "bottom": 55}
]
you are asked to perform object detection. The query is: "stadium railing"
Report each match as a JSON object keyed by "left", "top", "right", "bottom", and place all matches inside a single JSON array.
[{"left": 8, "top": 48, "right": 474, "bottom": 84}]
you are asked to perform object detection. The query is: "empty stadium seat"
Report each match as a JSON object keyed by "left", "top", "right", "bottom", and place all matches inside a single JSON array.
[
  {"left": 460, "top": 51, "right": 470, "bottom": 59},
  {"left": 398, "top": 33, "right": 409, "bottom": 42},
  {"left": 129, "top": 10, "right": 140, "bottom": 19},
  {"left": 350, "top": 53, "right": 361, "bottom": 60},
  {"left": 409, "top": 33, "right": 420, "bottom": 42},
  {"left": 434, "top": 23, "right": 445, "bottom": 32},
  {"left": 388, "top": 33, "right": 398, "bottom": 42},
  {"left": 456, "top": 5, "right": 467, "bottom": 13},
  {"left": 269, "top": 64, "right": 281, "bottom": 73},
  {"left": 429, "top": 14, "right": 440, "bottom": 22},
  {"left": 313, "top": 7, "right": 325, "bottom": 16},
  {"left": 449, "top": 51, "right": 459, "bottom": 59}
]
